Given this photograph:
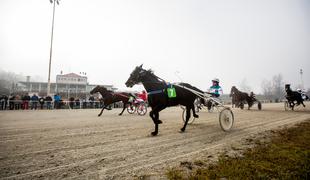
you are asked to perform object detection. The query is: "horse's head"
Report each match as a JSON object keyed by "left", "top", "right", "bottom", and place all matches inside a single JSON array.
[
  {"left": 90, "top": 85, "right": 107, "bottom": 95},
  {"left": 285, "top": 84, "right": 291, "bottom": 93},
  {"left": 125, "top": 64, "right": 146, "bottom": 88},
  {"left": 230, "top": 86, "right": 237, "bottom": 96}
]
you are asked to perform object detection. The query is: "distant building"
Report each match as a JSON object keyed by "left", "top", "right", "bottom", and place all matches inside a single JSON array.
[
  {"left": 56, "top": 73, "right": 87, "bottom": 85},
  {"left": 16, "top": 73, "right": 116, "bottom": 99}
]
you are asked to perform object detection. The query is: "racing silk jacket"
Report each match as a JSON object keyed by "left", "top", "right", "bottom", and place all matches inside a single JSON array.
[
  {"left": 138, "top": 93, "right": 147, "bottom": 102},
  {"left": 209, "top": 85, "right": 223, "bottom": 97}
]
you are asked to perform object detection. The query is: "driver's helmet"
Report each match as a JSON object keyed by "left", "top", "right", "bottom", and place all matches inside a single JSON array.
[{"left": 212, "top": 78, "right": 219, "bottom": 83}]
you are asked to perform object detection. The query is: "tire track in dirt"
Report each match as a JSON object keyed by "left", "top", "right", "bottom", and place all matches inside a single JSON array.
[
  {"left": 93, "top": 115, "right": 310, "bottom": 179},
  {"left": 0, "top": 111, "right": 292, "bottom": 162},
  {"left": 1, "top": 107, "right": 308, "bottom": 179}
]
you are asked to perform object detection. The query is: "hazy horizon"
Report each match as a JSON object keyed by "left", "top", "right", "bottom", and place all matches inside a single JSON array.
[{"left": 1, "top": 0, "right": 309, "bottom": 93}]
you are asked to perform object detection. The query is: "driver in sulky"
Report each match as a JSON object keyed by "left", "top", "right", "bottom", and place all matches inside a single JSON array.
[
  {"left": 128, "top": 90, "right": 147, "bottom": 105},
  {"left": 209, "top": 78, "right": 223, "bottom": 98},
  {"left": 206, "top": 78, "right": 223, "bottom": 111}
]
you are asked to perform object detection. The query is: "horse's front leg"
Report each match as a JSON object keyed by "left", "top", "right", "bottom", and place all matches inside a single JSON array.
[
  {"left": 119, "top": 102, "right": 127, "bottom": 116},
  {"left": 149, "top": 109, "right": 159, "bottom": 136},
  {"left": 290, "top": 102, "right": 295, "bottom": 110},
  {"left": 235, "top": 101, "right": 239, "bottom": 108},
  {"left": 181, "top": 105, "right": 191, "bottom": 132},
  {"left": 247, "top": 101, "right": 252, "bottom": 110},
  {"left": 149, "top": 106, "right": 164, "bottom": 136},
  {"left": 98, "top": 106, "right": 105, "bottom": 117}
]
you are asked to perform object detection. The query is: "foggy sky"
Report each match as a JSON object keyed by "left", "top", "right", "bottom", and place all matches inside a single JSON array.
[{"left": 1, "top": 0, "right": 310, "bottom": 93}]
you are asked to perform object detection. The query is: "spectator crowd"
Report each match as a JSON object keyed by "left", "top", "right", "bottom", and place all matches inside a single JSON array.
[{"left": 0, "top": 93, "right": 105, "bottom": 110}]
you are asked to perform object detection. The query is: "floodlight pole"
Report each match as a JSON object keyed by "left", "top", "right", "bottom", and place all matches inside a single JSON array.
[
  {"left": 47, "top": 0, "right": 57, "bottom": 96},
  {"left": 300, "top": 69, "right": 304, "bottom": 89}
]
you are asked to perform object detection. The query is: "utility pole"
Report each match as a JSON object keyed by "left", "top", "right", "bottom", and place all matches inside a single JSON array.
[
  {"left": 300, "top": 69, "right": 304, "bottom": 89},
  {"left": 47, "top": 0, "right": 60, "bottom": 96}
]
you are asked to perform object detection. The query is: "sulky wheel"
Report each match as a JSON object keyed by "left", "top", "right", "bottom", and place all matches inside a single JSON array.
[
  {"left": 258, "top": 101, "right": 262, "bottom": 110},
  {"left": 182, "top": 107, "right": 196, "bottom": 124},
  {"left": 219, "top": 108, "right": 234, "bottom": 131},
  {"left": 127, "top": 104, "right": 136, "bottom": 114},
  {"left": 137, "top": 103, "right": 147, "bottom": 116}
]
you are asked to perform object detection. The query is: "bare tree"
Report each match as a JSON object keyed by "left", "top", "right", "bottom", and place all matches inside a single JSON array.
[
  {"left": 239, "top": 78, "right": 251, "bottom": 93},
  {"left": 271, "top": 74, "right": 285, "bottom": 102},
  {"left": 0, "top": 69, "right": 24, "bottom": 94},
  {"left": 261, "top": 79, "right": 273, "bottom": 101},
  {"left": 261, "top": 74, "right": 285, "bottom": 102}
]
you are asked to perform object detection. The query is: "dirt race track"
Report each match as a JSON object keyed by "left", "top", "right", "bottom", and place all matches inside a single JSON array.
[{"left": 0, "top": 102, "right": 310, "bottom": 179}]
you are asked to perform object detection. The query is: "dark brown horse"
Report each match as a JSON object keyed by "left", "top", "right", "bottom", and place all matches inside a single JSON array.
[
  {"left": 125, "top": 65, "right": 202, "bottom": 136},
  {"left": 230, "top": 86, "right": 253, "bottom": 110},
  {"left": 285, "top": 84, "right": 306, "bottom": 110},
  {"left": 90, "top": 86, "right": 131, "bottom": 116}
]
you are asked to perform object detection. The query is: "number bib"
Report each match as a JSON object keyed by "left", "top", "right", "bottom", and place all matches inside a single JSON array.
[{"left": 167, "top": 87, "right": 177, "bottom": 98}]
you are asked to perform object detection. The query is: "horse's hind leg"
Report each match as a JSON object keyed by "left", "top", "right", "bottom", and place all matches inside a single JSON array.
[
  {"left": 301, "top": 101, "right": 306, "bottom": 107},
  {"left": 181, "top": 106, "right": 191, "bottom": 132},
  {"left": 192, "top": 105, "right": 199, "bottom": 118}
]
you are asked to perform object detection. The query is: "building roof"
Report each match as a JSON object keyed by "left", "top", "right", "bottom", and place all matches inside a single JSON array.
[
  {"left": 58, "top": 73, "right": 86, "bottom": 78},
  {"left": 88, "top": 84, "right": 113, "bottom": 87}
]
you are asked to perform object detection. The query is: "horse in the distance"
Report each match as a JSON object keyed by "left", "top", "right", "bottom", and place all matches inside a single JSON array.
[
  {"left": 90, "top": 86, "right": 131, "bottom": 116},
  {"left": 285, "top": 84, "right": 306, "bottom": 110},
  {"left": 125, "top": 64, "right": 203, "bottom": 136},
  {"left": 230, "top": 86, "right": 254, "bottom": 110}
]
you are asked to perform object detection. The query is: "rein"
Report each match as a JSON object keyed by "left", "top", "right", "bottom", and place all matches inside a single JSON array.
[
  {"left": 112, "top": 93, "right": 129, "bottom": 99},
  {"left": 96, "top": 88, "right": 129, "bottom": 99}
]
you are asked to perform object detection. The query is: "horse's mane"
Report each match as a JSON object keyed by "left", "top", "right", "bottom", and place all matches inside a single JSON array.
[
  {"left": 143, "top": 69, "right": 203, "bottom": 93},
  {"left": 232, "top": 86, "right": 239, "bottom": 91},
  {"left": 146, "top": 69, "right": 154, "bottom": 74},
  {"left": 144, "top": 69, "right": 166, "bottom": 83}
]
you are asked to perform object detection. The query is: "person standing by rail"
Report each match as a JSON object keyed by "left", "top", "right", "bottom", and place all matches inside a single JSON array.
[
  {"left": 45, "top": 95, "right": 53, "bottom": 109},
  {"left": 22, "top": 93, "right": 30, "bottom": 110},
  {"left": 0, "top": 95, "right": 8, "bottom": 110},
  {"left": 54, "top": 94, "right": 61, "bottom": 109},
  {"left": 31, "top": 94, "right": 39, "bottom": 110},
  {"left": 9, "top": 94, "right": 15, "bottom": 110},
  {"left": 39, "top": 96, "right": 45, "bottom": 110}
]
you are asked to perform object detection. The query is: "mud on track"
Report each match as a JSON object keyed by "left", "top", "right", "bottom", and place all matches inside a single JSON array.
[{"left": 0, "top": 102, "right": 309, "bottom": 179}]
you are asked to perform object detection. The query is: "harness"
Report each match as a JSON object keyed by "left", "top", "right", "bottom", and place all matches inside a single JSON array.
[
  {"left": 147, "top": 89, "right": 165, "bottom": 96},
  {"left": 147, "top": 83, "right": 176, "bottom": 98}
]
